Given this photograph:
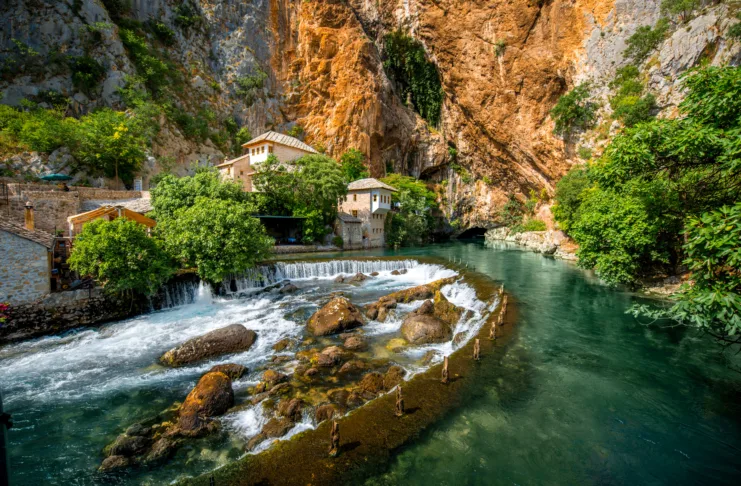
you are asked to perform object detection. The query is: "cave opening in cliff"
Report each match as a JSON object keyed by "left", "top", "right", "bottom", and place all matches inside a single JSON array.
[{"left": 457, "top": 227, "right": 487, "bottom": 239}]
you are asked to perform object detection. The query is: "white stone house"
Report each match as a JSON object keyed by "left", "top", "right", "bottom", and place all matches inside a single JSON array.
[
  {"left": 337, "top": 178, "right": 397, "bottom": 248},
  {"left": 0, "top": 219, "right": 53, "bottom": 304},
  {"left": 216, "top": 131, "right": 318, "bottom": 192}
]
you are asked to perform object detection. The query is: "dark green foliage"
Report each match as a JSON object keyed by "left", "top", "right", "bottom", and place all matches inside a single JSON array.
[
  {"left": 553, "top": 167, "right": 592, "bottom": 232},
  {"left": 235, "top": 70, "right": 267, "bottom": 105},
  {"left": 68, "top": 218, "right": 175, "bottom": 296},
  {"left": 383, "top": 30, "right": 444, "bottom": 127},
  {"left": 631, "top": 202, "right": 741, "bottom": 346},
  {"left": 174, "top": 2, "right": 202, "bottom": 30},
  {"left": 660, "top": 0, "right": 699, "bottom": 22},
  {"left": 101, "top": 0, "right": 131, "bottom": 21},
  {"left": 609, "top": 65, "right": 656, "bottom": 127},
  {"left": 557, "top": 65, "right": 741, "bottom": 288},
  {"left": 236, "top": 126, "right": 252, "bottom": 145},
  {"left": 69, "top": 55, "right": 105, "bottom": 94},
  {"left": 150, "top": 21, "right": 176, "bottom": 45},
  {"left": 119, "top": 28, "right": 171, "bottom": 95},
  {"left": 151, "top": 169, "right": 248, "bottom": 221},
  {"left": 340, "top": 148, "right": 369, "bottom": 182},
  {"left": 380, "top": 175, "right": 436, "bottom": 247},
  {"left": 332, "top": 235, "right": 344, "bottom": 248},
  {"left": 37, "top": 90, "right": 70, "bottom": 110},
  {"left": 577, "top": 146, "right": 593, "bottom": 160},
  {"left": 624, "top": 18, "right": 670, "bottom": 64},
  {"left": 498, "top": 194, "right": 525, "bottom": 227},
  {"left": 550, "top": 83, "right": 597, "bottom": 137}
]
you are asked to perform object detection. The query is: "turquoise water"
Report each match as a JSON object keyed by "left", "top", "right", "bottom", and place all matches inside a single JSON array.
[
  {"left": 360, "top": 241, "right": 741, "bottom": 485},
  {"left": 3, "top": 240, "right": 741, "bottom": 485}
]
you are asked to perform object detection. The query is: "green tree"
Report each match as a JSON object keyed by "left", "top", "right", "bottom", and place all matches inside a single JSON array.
[
  {"left": 661, "top": 0, "right": 699, "bottom": 22},
  {"left": 68, "top": 218, "right": 175, "bottom": 296},
  {"left": 609, "top": 65, "right": 656, "bottom": 127},
  {"left": 340, "top": 148, "right": 369, "bottom": 181},
  {"left": 386, "top": 189, "right": 429, "bottom": 247},
  {"left": 73, "top": 108, "right": 151, "bottom": 188},
  {"left": 552, "top": 166, "right": 593, "bottom": 231},
  {"left": 550, "top": 83, "right": 597, "bottom": 137},
  {"left": 159, "top": 197, "right": 273, "bottom": 282},
  {"left": 151, "top": 169, "right": 247, "bottom": 221},
  {"left": 236, "top": 126, "right": 252, "bottom": 145},
  {"left": 623, "top": 18, "right": 670, "bottom": 64}
]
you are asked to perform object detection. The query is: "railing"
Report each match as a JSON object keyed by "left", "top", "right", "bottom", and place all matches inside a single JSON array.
[{"left": 0, "top": 182, "right": 8, "bottom": 217}]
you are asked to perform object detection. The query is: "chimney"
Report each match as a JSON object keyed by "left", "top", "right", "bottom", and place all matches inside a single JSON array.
[{"left": 24, "top": 201, "right": 35, "bottom": 231}]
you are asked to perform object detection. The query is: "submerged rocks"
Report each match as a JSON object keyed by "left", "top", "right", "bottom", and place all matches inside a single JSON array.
[
  {"left": 347, "top": 272, "right": 369, "bottom": 283},
  {"left": 383, "top": 365, "right": 406, "bottom": 390},
  {"left": 390, "top": 269, "right": 408, "bottom": 276},
  {"left": 365, "top": 296, "right": 397, "bottom": 322},
  {"left": 178, "top": 371, "right": 235, "bottom": 436},
  {"left": 159, "top": 324, "right": 257, "bottom": 367},
  {"left": 306, "top": 297, "right": 365, "bottom": 336},
  {"left": 316, "top": 345, "right": 345, "bottom": 367},
  {"left": 343, "top": 335, "right": 367, "bottom": 351}
]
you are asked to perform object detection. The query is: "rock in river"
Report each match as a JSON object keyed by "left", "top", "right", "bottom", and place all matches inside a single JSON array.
[
  {"left": 401, "top": 310, "right": 453, "bottom": 345},
  {"left": 178, "top": 371, "right": 235, "bottom": 436},
  {"left": 160, "top": 324, "right": 257, "bottom": 367},
  {"left": 306, "top": 297, "right": 365, "bottom": 336}
]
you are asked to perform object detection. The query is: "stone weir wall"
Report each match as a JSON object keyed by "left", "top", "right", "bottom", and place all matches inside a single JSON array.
[{"left": 0, "top": 274, "right": 200, "bottom": 344}]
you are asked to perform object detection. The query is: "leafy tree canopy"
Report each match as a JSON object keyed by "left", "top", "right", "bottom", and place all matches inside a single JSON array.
[
  {"left": 68, "top": 218, "right": 175, "bottom": 296},
  {"left": 340, "top": 148, "right": 369, "bottom": 182},
  {"left": 158, "top": 196, "right": 273, "bottom": 283},
  {"left": 550, "top": 83, "right": 597, "bottom": 137}
]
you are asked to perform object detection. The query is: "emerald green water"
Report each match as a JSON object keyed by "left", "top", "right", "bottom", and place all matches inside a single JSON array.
[
  {"left": 357, "top": 241, "right": 741, "bottom": 485},
  {"left": 3, "top": 240, "right": 741, "bottom": 485}
]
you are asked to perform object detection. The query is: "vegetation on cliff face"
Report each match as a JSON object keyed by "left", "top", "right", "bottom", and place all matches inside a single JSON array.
[
  {"left": 553, "top": 64, "right": 741, "bottom": 342},
  {"left": 382, "top": 30, "right": 444, "bottom": 127},
  {"left": 381, "top": 175, "right": 437, "bottom": 247},
  {"left": 550, "top": 84, "right": 597, "bottom": 137}
]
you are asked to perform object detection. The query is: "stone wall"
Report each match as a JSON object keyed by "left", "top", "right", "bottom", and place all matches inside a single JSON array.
[{"left": 0, "top": 230, "right": 50, "bottom": 304}]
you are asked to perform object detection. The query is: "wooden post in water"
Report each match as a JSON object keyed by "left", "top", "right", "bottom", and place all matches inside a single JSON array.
[
  {"left": 441, "top": 356, "right": 450, "bottom": 384},
  {"left": 329, "top": 421, "right": 340, "bottom": 457},
  {"left": 473, "top": 339, "right": 480, "bottom": 361},
  {"left": 489, "top": 321, "right": 497, "bottom": 341},
  {"left": 395, "top": 386, "right": 405, "bottom": 417}
]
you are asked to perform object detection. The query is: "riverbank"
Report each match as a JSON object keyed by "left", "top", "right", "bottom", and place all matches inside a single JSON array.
[{"left": 484, "top": 227, "right": 578, "bottom": 260}]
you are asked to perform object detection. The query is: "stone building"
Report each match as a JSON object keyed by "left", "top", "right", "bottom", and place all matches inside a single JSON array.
[
  {"left": 0, "top": 219, "right": 53, "bottom": 304},
  {"left": 338, "top": 178, "right": 397, "bottom": 248},
  {"left": 335, "top": 212, "right": 364, "bottom": 249},
  {"left": 216, "top": 131, "right": 318, "bottom": 192}
]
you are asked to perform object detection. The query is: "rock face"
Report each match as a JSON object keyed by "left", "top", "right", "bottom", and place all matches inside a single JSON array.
[
  {"left": 485, "top": 227, "right": 578, "bottom": 261},
  {"left": 306, "top": 297, "right": 365, "bottom": 336},
  {"left": 160, "top": 324, "right": 257, "bottom": 367},
  {"left": 178, "top": 371, "right": 235, "bottom": 436}
]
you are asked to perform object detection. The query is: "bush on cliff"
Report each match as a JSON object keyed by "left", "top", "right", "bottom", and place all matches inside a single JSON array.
[
  {"left": 69, "top": 218, "right": 175, "bottom": 296},
  {"left": 381, "top": 175, "right": 436, "bottom": 247},
  {"left": 550, "top": 83, "right": 597, "bottom": 137}
]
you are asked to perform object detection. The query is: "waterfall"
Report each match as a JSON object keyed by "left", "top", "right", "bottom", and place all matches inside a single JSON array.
[
  {"left": 228, "top": 259, "right": 419, "bottom": 293},
  {"left": 156, "top": 279, "right": 206, "bottom": 309}
]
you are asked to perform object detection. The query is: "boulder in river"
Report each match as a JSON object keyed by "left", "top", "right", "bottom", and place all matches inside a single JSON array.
[
  {"left": 365, "top": 296, "right": 397, "bottom": 322},
  {"left": 433, "top": 291, "right": 464, "bottom": 324},
  {"left": 383, "top": 365, "right": 407, "bottom": 390},
  {"left": 306, "top": 297, "right": 365, "bottom": 336},
  {"left": 159, "top": 324, "right": 257, "bottom": 367},
  {"left": 343, "top": 335, "right": 367, "bottom": 351},
  {"left": 177, "top": 371, "right": 234, "bottom": 437},
  {"left": 347, "top": 272, "right": 369, "bottom": 283},
  {"left": 279, "top": 283, "right": 299, "bottom": 294},
  {"left": 99, "top": 455, "right": 131, "bottom": 472},
  {"left": 208, "top": 363, "right": 247, "bottom": 380},
  {"left": 316, "top": 345, "right": 345, "bottom": 367},
  {"left": 401, "top": 312, "right": 452, "bottom": 345}
]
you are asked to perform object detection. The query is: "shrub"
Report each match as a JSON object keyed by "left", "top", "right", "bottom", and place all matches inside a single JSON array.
[
  {"left": 498, "top": 194, "right": 525, "bottom": 228},
  {"left": 174, "top": 2, "right": 202, "bottom": 30},
  {"left": 495, "top": 40, "right": 506, "bottom": 57},
  {"left": 624, "top": 18, "right": 670, "bottom": 64},
  {"left": 236, "top": 126, "right": 252, "bottom": 145},
  {"left": 552, "top": 166, "right": 593, "bottom": 232},
  {"left": 383, "top": 30, "right": 444, "bottom": 127},
  {"left": 235, "top": 69, "right": 267, "bottom": 105},
  {"left": 577, "top": 146, "right": 593, "bottom": 160},
  {"left": 515, "top": 218, "right": 547, "bottom": 232},
  {"left": 332, "top": 235, "right": 344, "bottom": 248},
  {"left": 550, "top": 83, "right": 597, "bottom": 137},
  {"left": 660, "top": 0, "right": 699, "bottom": 23},
  {"left": 119, "top": 28, "right": 171, "bottom": 95},
  {"left": 609, "top": 66, "right": 656, "bottom": 127},
  {"left": 101, "top": 0, "right": 131, "bottom": 21},
  {"left": 69, "top": 55, "right": 105, "bottom": 94},
  {"left": 150, "top": 21, "right": 176, "bottom": 45},
  {"left": 728, "top": 13, "right": 741, "bottom": 40}
]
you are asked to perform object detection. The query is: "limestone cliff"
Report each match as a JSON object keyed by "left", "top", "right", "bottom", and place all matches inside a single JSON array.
[{"left": 1, "top": 0, "right": 738, "bottom": 228}]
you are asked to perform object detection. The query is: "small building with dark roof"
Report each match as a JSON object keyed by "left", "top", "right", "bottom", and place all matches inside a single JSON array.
[
  {"left": 338, "top": 178, "right": 398, "bottom": 247},
  {"left": 0, "top": 219, "right": 53, "bottom": 304},
  {"left": 335, "top": 212, "right": 364, "bottom": 249}
]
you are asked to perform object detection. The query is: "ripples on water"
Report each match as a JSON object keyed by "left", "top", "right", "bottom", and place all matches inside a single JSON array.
[{"left": 0, "top": 259, "right": 490, "bottom": 485}]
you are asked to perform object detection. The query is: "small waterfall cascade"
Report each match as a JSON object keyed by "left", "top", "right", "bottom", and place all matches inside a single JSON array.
[
  {"left": 228, "top": 259, "right": 419, "bottom": 293},
  {"left": 156, "top": 279, "right": 208, "bottom": 309}
]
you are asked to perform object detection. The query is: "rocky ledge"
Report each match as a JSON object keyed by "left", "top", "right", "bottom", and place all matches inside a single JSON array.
[{"left": 485, "top": 228, "right": 578, "bottom": 261}]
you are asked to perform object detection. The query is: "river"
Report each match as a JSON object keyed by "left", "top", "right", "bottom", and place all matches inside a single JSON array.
[{"left": 2, "top": 240, "right": 741, "bottom": 484}]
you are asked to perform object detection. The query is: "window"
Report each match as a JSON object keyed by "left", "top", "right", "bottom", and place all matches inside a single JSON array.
[
  {"left": 352, "top": 210, "right": 358, "bottom": 218},
  {"left": 268, "top": 145, "right": 273, "bottom": 153},
  {"left": 226, "top": 167, "right": 231, "bottom": 175},
  {"left": 240, "top": 171, "right": 244, "bottom": 175},
  {"left": 251, "top": 148, "right": 255, "bottom": 155},
  {"left": 353, "top": 194, "right": 357, "bottom": 201},
  {"left": 262, "top": 146, "right": 265, "bottom": 154}
]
